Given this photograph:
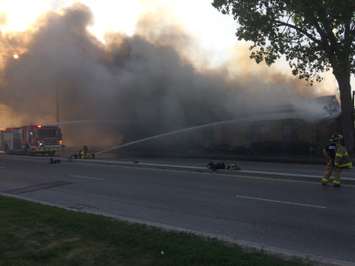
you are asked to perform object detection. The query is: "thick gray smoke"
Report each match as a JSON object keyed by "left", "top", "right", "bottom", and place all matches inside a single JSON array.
[{"left": 0, "top": 4, "right": 329, "bottom": 148}]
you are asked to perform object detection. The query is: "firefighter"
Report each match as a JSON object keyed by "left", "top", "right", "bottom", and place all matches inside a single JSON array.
[
  {"left": 321, "top": 135, "right": 337, "bottom": 185},
  {"left": 79, "top": 149, "right": 84, "bottom": 159},
  {"left": 78, "top": 145, "right": 89, "bottom": 159},
  {"left": 321, "top": 134, "right": 352, "bottom": 187},
  {"left": 83, "top": 145, "right": 89, "bottom": 158},
  {"left": 333, "top": 134, "right": 352, "bottom": 186}
]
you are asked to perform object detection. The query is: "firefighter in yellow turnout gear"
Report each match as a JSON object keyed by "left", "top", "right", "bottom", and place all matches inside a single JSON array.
[{"left": 321, "top": 134, "right": 352, "bottom": 187}]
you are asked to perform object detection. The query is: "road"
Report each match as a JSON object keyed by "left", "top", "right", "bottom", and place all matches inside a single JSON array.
[{"left": 1, "top": 155, "right": 355, "bottom": 265}]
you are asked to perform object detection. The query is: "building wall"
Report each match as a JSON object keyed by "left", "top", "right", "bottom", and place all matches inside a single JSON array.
[{"left": 207, "top": 117, "right": 339, "bottom": 155}]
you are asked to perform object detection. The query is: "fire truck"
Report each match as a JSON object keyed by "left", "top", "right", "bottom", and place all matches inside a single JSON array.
[{"left": 0, "top": 125, "right": 64, "bottom": 155}]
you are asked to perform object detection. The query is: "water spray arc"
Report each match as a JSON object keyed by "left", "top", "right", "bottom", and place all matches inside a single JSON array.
[{"left": 96, "top": 111, "right": 329, "bottom": 155}]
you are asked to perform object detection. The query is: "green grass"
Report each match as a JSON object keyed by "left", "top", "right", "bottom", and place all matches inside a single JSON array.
[{"left": 0, "top": 196, "right": 311, "bottom": 266}]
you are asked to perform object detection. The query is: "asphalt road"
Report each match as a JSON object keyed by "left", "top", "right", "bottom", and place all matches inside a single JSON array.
[{"left": 1, "top": 155, "right": 355, "bottom": 265}]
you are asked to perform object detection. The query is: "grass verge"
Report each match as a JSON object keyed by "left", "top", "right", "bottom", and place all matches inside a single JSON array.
[{"left": 0, "top": 196, "right": 311, "bottom": 266}]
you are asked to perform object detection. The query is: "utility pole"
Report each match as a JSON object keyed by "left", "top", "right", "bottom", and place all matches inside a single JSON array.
[{"left": 56, "top": 87, "right": 60, "bottom": 124}]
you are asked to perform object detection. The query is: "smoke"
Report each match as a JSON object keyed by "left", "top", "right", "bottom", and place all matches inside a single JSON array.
[{"left": 0, "top": 4, "right": 331, "bottom": 147}]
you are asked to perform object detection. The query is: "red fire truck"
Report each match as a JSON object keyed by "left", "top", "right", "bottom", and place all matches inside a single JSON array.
[{"left": 0, "top": 125, "right": 64, "bottom": 155}]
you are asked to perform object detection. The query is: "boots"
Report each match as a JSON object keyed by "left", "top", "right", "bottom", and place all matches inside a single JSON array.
[
  {"left": 333, "top": 178, "right": 341, "bottom": 187},
  {"left": 321, "top": 177, "right": 329, "bottom": 185},
  {"left": 321, "top": 177, "right": 340, "bottom": 187}
]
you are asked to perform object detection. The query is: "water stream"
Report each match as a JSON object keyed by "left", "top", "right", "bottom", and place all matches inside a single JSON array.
[{"left": 96, "top": 110, "right": 329, "bottom": 155}]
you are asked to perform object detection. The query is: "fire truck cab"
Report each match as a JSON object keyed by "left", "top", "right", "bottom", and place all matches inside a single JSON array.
[{"left": 0, "top": 125, "right": 64, "bottom": 155}]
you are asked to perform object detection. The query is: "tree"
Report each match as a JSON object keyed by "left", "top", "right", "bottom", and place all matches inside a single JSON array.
[{"left": 213, "top": 0, "right": 355, "bottom": 150}]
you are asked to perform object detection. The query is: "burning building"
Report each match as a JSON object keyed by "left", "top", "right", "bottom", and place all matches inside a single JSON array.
[
  {"left": 204, "top": 95, "right": 340, "bottom": 156},
  {"left": 0, "top": 4, "right": 342, "bottom": 156}
]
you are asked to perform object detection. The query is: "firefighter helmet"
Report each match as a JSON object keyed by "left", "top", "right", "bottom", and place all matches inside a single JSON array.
[{"left": 331, "top": 134, "right": 343, "bottom": 143}]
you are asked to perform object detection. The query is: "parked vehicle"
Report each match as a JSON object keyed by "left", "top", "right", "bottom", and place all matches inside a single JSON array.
[{"left": 0, "top": 124, "right": 64, "bottom": 155}]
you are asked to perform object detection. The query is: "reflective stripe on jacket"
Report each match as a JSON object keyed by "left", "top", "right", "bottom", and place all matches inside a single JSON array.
[{"left": 335, "top": 145, "right": 352, "bottom": 169}]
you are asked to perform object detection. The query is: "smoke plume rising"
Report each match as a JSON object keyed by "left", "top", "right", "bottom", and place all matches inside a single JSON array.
[{"left": 0, "top": 4, "right": 330, "bottom": 147}]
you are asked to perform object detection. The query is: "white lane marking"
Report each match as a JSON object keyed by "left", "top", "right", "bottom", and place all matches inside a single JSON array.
[
  {"left": 241, "top": 170, "right": 320, "bottom": 178},
  {"left": 241, "top": 169, "right": 355, "bottom": 181},
  {"left": 69, "top": 174, "right": 104, "bottom": 181},
  {"left": 228, "top": 174, "right": 321, "bottom": 185},
  {"left": 235, "top": 194, "right": 327, "bottom": 209}
]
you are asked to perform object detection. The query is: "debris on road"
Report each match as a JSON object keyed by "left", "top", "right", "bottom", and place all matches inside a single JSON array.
[
  {"left": 49, "top": 158, "right": 61, "bottom": 164},
  {"left": 207, "top": 161, "right": 241, "bottom": 171}
]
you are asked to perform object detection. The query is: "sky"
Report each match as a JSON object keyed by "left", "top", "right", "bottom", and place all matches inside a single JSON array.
[
  {"left": 0, "top": 0, "right": 237, "bottom": 59},
  {"left": 0, "top": 0, "right": 353, "bottom": 91}
]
